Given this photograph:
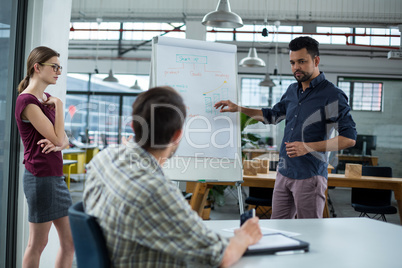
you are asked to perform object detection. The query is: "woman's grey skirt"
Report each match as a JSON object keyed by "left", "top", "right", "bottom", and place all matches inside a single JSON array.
[{"left": 23, "top": 169, "right": 72, "bottom": 223}]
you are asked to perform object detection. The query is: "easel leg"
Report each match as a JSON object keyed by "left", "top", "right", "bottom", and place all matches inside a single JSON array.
[
  {"left": 237, "top": 182, "right": 244, "bottom": 214},
  {"left": 190, "top": 183, "right": 212, "bottom": 217}
]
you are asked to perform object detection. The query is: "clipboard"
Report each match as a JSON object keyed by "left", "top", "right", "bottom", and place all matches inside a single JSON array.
[{"left": 244, "top": 234, "right": 309, "bottom": 256}]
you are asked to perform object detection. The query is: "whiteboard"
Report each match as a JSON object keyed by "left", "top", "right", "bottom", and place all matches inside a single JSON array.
[{"left": 150, "top": 36, "right": 242, "bottom": 182}]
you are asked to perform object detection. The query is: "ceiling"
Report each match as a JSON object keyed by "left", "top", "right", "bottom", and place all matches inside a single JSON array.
[
  {"left": 68, "top": 0, "right": 402, "bottom": 68},
  {"left": 71, "top": 0, "right": 402, "bottom": 26}
]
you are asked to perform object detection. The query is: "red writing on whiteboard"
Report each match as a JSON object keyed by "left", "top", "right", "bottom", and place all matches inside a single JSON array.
[
  {"left": 215, "top": 73, "right": 229, "bottom": 79},
  {"left": 190, "top": 71, "right": 202, "bottom": 77},
  {"left": 164, "top": 70, "right": 180, "bottom": 76}
]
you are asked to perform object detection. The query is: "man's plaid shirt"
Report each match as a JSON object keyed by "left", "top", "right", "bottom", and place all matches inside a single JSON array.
[{"left": 83, "top": 144, "right": 229, "bottom": 267}]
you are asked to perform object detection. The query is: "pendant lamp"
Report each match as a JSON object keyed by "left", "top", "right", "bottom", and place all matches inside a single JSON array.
[
  {"left": 259, "top": 73, "right": 276, "bottom": 87},
  {"left": 103, "top": 50, "right": 119, "bottom": 82},
  {"left": 239, "top": 47, "right": 266, "bottom": 68},
  {"left": 103, "top": 69, "right": 118, "bottom": 82},
  {"left": 239, "top": 23, "right": 265, "bottom": 67},
  {"left": 259, "top": 52, "right": 276, "bottom": 87},
  {"left": 130, "top": 80, "right": 141, "bottom": 90},
  {"left": 201, "top": 0, "right": 243, "bottom": 28}
]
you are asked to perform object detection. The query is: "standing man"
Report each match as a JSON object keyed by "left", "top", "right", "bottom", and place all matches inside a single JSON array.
[
  {"left": 215, "top": 36, "right": 356, "bottom": 219},
  {"left": 84, "top": 86, "right": 262, "bottom": 267}
]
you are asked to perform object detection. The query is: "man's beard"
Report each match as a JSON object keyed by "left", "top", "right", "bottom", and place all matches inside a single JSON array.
[{"left": 294, "top": 70, "right": 313, "bottom": 82}]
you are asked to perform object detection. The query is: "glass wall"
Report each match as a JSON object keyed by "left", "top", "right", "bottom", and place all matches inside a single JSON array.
[
  {"left": 65, "top": 73, "right": 143, "bottom": 149},
  {"left": 0, "top": 0, "right": 23, "bottom": 267}
]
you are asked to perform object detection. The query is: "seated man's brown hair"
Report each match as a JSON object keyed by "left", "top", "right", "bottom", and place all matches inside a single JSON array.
[{"left": 132, "top": 86, "right": 186, "bottom": 150}]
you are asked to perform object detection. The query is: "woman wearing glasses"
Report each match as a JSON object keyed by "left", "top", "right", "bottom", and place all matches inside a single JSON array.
[{"left": 15, "top": 46, "right": 74, "bottom": 268}]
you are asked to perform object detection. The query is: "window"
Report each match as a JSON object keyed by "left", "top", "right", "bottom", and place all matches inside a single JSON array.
[
  {"left": 316, "top": 27, "right": 352, "bottom": 45},
  {"left": 240, "top": 76, "right": 293, "bottom": 108},
  {"left": 70, "top": 22, "right": 121, "bottom": 40},
  {"left": 123, "top": 22, "right": 185, "bottom": 40},
  {"left": 66, "top": 73, "right": 144, "bottom": 147},
  {"left": 337, "top": 79, "right": 383, "bottom": 112},
  {"left": 206, "top": 24, "right": 303, "bottom": 43},
  {"left": 70, "top": 22, "right": 185, "bottom": 41},
  {"left": 355, "top": 27, "right": 399, "bottom": 47},
  {"left": 1, "top": 0, "right": 23, "bottom": 266},
  {"left": 241, "top": 78, "right": 267, "bottom": 107},
  {"left": 206, "top": 27, "right": 234, "bottom": 42}
]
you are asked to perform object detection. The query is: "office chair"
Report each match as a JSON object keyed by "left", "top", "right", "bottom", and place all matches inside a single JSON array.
[
  {"left": 68, "top": 202, "right": 111, "bottom": 268},
  {"left": 244, "top": 161, "right": 278, "bottom": 219},
  {"left": 351, "top": 166, "right": 397, "bottom": 221}
]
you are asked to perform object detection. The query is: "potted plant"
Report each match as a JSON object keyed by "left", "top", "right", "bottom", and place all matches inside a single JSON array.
[
  {"left": 240, "top": 113, "right": 261, "bottom": 156},
  {"left": 208, "top": 113, "right": 261, "bottom": 208}
]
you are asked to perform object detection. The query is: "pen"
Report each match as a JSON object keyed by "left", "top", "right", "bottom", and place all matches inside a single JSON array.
[{"left": 275, "top": 250, "right": 305, "bottom": 256}]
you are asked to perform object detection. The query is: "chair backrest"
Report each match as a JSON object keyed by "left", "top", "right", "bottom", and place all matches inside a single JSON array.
[
  {"left": 249, "top": 187, "right": 274, "bottom": 199},
  {"left": 68, "top": 202, "right": 111, "bottom": 268},
  {"left": 269, "top": 161, "right": 279, "bottom": 172},
  {"left": 351, "top": 166, "right": 393, "bottom": 206},
  {"left": 362, "top": 166, "right": 392, "bottom": 177}
]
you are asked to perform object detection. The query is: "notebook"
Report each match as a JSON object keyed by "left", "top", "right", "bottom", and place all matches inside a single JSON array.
[{"left": 244, "top": 234, "right": 309, "bottom": 256}]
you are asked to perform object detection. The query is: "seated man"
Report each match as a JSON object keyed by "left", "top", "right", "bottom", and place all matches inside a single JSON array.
[{"left": 83, "top": 86, "right": 262, "bottom": 267}]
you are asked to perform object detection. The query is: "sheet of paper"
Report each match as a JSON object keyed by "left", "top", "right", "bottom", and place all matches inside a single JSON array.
[
  {"left": 248, "top": 234, "right": 300, "bottom": 250},
  {"left": 222, "top": 227, "right": 300, "bottom": 237}
]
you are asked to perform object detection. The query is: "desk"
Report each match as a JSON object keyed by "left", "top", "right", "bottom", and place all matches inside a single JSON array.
[
  {"left": 242, "top": 172, "right": 402, "bottom": 224},
  {"left": 84, "top": 147, "right": 99, "bottom": 164},
  {"left": 242, "top": 148, "right": 279, "bottom": 160},
  {"left": 190, "top": 171, "right": 402, "bottom": 224},
  {"left": 63, "top": 160, "right": 77, "bottom": 189},
  {"left": 204, "top": 218, "right": 402, "bottom": 268},
  {"left": 63, "top": 149, "right": 86, "bottom": 174},
  {"left": 70, "top": 142, "right": 100, "bottom": 164},
  {"left": 337, "top": 154, "right": 378, "bottom": 166}
]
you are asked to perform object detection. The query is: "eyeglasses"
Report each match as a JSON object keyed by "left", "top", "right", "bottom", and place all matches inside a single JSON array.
[{"left": 39, "top": 63, "right": 63, "bottom": 73}]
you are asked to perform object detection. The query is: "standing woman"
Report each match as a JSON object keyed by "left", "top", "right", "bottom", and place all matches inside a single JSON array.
[{"left": 15, "top": 46, "right": 74, "bottom": 268}]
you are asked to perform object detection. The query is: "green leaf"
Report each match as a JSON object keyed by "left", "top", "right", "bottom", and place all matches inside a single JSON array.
[
  {"left": 243, "top": 132, "right": 261, "bottom": 142},
  {"left": 240, "top": 113, "right": 259, "bottom": 131}
]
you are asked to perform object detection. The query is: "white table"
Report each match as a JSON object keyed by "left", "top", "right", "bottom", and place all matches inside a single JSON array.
[{"left": 203, "top": 218, "right": 402, "bottom": 268}]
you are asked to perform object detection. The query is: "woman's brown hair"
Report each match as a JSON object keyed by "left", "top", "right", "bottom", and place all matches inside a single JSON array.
[{"left": 17, "top": 46, "right": 60, "bottom": 94}]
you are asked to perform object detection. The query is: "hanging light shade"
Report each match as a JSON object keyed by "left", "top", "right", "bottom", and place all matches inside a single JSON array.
[
  {"left": 259, "top": 73, "right": 276, "bottom": 87},
  {"left": 201, "top": 0, "right": 243, "bottom": 28},
  {"left": 103, "top": 69, "right": 118, "bottom": 82},
  {"left": 239, "top": 47, "right": 266, "bottom": 68},
  {"left": 130, "top": 80, "right": 141, "bottom": 90}
]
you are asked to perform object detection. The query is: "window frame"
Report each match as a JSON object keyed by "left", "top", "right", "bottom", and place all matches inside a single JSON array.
[
  {"left": 239, "top": 74, "right": 295, "bottom": 109},
  {"left": 337, "top": 77, "right": 384, "bottom": 112},
  {"left": 66, "top": 73, "right": 142, "bottom": 146}
]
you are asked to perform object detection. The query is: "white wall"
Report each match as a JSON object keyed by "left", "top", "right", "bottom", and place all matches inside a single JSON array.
[
  {"left": 351, "top": 81, "right": 402, "bottom": 176},
  {"left": 16, "top": 1, "right": 72, "bottom": 267}
]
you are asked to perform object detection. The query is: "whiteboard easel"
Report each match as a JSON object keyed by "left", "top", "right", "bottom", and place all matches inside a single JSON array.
[
  {"left": 150, "top": 36, "right": 242, "bottom": 183},
  {"left": 150, "top": 36, "right": 244, "bottom": 214}
]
